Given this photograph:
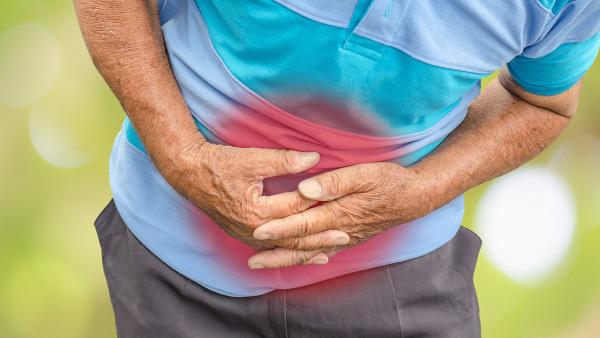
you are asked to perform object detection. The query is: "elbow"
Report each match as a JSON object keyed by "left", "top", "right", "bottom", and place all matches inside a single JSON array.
[{"left": 499, "top": 68, "right": 580, "bottom": 120}]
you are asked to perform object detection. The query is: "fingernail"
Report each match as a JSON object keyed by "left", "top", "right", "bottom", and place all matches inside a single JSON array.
[
  {"left": 306, "top": 254, "right": 328, "bottom": 265},
  {"left": 312, "top": 256, "right": 328, "bottom": 265},
  {"left": 249, "top": 262, "right": 265, "bottom": 270},
  {"left": 299, "top": 152, "right": 319, "bottom": 166},
  {"left": 334, "top": 235, "right": 349, "bottom": 246},
  {"left": 254, "top": 231, "right": 272, "bottom": 240},
  {"left": 299, "top": 180, "right": 322, "bottom": 199}
]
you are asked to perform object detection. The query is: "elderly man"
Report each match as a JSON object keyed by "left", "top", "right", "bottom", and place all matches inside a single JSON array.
[{"left": 75, "top": 0, "right": 599, "bottom": 337}]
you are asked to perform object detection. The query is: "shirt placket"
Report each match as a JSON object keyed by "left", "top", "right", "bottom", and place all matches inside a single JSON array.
[{"left": 342, "top": 0, "right": 413, "bottom": 60}]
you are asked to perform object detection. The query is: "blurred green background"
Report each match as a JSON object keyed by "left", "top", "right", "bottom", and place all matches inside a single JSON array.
[{"left": 0, "top": 1, "right": 598, "bottom": 338}]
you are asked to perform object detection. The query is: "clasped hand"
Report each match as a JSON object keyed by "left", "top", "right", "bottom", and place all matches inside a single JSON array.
[
  {"left": 165, "top": 142, "right": 436, "bottom": 270},
  {"left": 250, "top": 159, "right": 437, "bottom": 268}
]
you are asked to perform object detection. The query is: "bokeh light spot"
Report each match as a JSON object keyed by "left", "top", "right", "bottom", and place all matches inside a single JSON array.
[
  {"left": 28, "top": 105, "right": 94, "bottom": 168},
  {"left": 0, "top": 22, "right": 60, "bottom": 107},
  {"left": 476, "top": 166, "right": 576, "bottom": 285}
]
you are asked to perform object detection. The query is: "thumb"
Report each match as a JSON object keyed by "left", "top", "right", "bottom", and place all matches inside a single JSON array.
[
  {"left": 259, "top": 149, "right": 320, "bottom": 178},
  {"left": 298, "top": 166, "right": 364, "bottom": 201}
]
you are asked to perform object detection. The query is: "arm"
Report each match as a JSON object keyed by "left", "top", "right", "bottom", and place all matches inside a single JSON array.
[
  {"left": 249, "top": 69, "right": 579, "bottom": 267},
  {"left": 73, "top": 0, "right": 202, "bottom": 169},
  {"left": 74, "top": 0, "right": 349, "bottom": 264},
  {"left": 412, "top": 68, "right": 577, "bottom": 209}
]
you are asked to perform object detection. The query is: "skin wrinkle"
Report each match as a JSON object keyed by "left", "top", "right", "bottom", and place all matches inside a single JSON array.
[
  {"left": 250, "top": 69, "right": 578, "bottom": 265},
  {"left": 422, "top": 71, "right": 573, "bottom": 199},
  {"left": 74, "top": 0, "right": 350, "bottom": 266},
  {"left": 74, "top": 0, "right": 581, "bottom": 269}
]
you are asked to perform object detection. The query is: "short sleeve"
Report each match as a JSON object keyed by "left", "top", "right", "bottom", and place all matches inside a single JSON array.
[{"left": 507, "top": 0, "right": 600, "bottom": 96}]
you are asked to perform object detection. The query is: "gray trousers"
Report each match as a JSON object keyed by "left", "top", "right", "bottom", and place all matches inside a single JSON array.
[{"left": 95, "top": 200, "right": 482, "bottom": 338}]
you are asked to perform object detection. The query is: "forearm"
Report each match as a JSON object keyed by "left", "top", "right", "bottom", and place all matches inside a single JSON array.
[
  {"left": 73, "top": 0, "right": 205, "bottom": 174},
  {"left": 413, "top": 70, "right": 578, "bottom": 209}
]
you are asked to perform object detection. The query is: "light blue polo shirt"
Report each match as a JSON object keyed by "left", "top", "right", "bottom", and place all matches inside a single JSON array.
[{"left": 110, "top": 0, "right": 600, "bottom": 296}]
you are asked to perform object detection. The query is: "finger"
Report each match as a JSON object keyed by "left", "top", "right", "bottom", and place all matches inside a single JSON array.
[
  {"left": 248, "top": 249, "right": 328, "bottom": 269},
  {"left": 303, "top": 252, "right": 331, "bottom": 265},
  {"left": 276, "top": 229, "right": 349, "bottom": 251},
  {"left": 254, "top": 204, "right": 337, "bottom": 240},
  {"left": 254, "top": 149, "right": 320, "bottom": 178},
  {"left": 324, "top": 246, "right": 346, "bottom": 258},
  {"left": 259, "top": 191, "right": 318, "bottom": 219},
  {"left": 298, "top": 165, "right": 368, "bottom": 201}
]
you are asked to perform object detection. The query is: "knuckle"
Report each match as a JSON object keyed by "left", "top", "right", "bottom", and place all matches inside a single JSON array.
[
  {"left": 253, "top": 206, "right": 270, "bottom": 223},
  {"left": 315, "top": 233, "right": 331, "bottom": 248},
  {"left": 288, "top": 195, "right": 310, "bottom": 213},
  {"left": 354, "top": 166, "right": 369, "bottom": 187},
  {"left": 323, "top": 203, "right": 343, "bottom": 227},
  {"left": 302, "top": 236, "right": 324, "bottom": 251},
  {"left": 238, "top": 208, "right": 263, "bottom": 229},
  {"left": 251, "top": 150, "right": 273, "bottom": 177},
  {"left": 269, "top": 249, "right": 290, "bottom": 268},
  {"left": 243, "top": 181, "right": 263, "bottom": 202},
  {"left": 256, "top": 196, "right": 280, "bottom": 219},
  {"left": 278, "top": 150, "right": 296, "bottom": 171},
  {"left": 300, "top": 251, "right": 315, "bottom": 263},
  {"left": 288, "top": 237, "right": 303, "bottom": 250},
  {"left": 285, "top": 195, "right": 300, "bottom": 210},
  {"left": 292, "top": 250, "right": 311, "bottom": 264},
  {"left": 241, "top": 202, "right": 271, "bottom": 230},
  {"left": 327, "top": 173, "right": 343, "bottom": 195},
  {"left": 278, "top": 237, "right": 307, "bottom": 251},
  {"left": 245, "top": 216, "right": 263, "bottom": 229},
  {"left": 298, "top": 213, "right": 311, "bottom": 236}
]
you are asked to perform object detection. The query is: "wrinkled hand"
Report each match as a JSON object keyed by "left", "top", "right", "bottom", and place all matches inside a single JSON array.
[
  {"left": 162, "top": 141, "right": 351, "bottom": 267},
  {"left": 248, "top": 162, "right": 438, "bottom": 268}
]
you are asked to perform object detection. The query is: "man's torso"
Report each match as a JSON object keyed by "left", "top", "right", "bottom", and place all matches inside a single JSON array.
[{"left": 111, "top": 0, "right": 599, "bottom": 296}]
